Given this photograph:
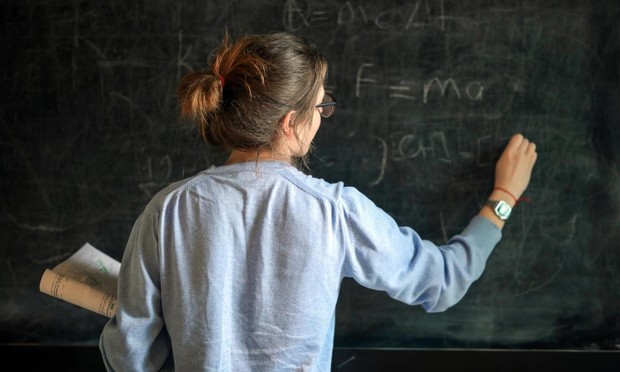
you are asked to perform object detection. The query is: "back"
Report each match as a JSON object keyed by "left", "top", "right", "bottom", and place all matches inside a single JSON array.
[
  {"left": 102, "top": 161, "right": 348, "bottom": 371},
  {"left": 161, "top": 161, "right": 346, "bottom": 370}
]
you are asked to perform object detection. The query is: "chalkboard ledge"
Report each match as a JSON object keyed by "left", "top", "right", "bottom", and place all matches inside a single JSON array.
[
  {"left": 332, "top": 347, "right": 620, "bottom": 371},
  {"left": 0, "top": 345, "right": 618, "bottom": 371}
]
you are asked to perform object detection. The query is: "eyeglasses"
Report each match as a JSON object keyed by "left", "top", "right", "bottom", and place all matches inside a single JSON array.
[{"left": 315, "top": 93, "right": 336, "bottom": 118}]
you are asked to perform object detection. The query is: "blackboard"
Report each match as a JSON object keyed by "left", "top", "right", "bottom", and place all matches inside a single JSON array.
[{"left": 1, "top": 0, "right": 619, "bottom": 351}]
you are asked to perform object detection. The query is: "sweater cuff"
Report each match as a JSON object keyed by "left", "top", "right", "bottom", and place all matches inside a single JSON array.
[{"left": 463, "top": 215, "right": 502, "bottom": 256}]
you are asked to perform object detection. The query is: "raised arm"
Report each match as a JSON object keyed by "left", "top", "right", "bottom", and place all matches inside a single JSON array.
[{"left": 479, "top": 133, "right": 538, "bottom": 229}]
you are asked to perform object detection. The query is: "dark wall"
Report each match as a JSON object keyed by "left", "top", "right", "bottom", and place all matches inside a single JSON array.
[{"left": 1, "top": 0, "right": 619, "bottom": 350}]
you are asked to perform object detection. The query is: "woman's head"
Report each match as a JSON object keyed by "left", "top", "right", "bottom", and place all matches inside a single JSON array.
[{"left": 178, "top": 32, "right": 328, "bottom": 163}]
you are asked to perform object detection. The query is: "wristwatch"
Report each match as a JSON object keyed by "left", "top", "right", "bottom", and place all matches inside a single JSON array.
[{"left": 486, "top": 199, "right": 512, "bottom": 220}]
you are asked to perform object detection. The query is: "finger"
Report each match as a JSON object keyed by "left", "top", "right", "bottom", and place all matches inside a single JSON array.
[
  {"left": 530, "top": 149, "right": 538, "bottom": 165},
  {"left": 518, "top": 137, "right": 530, "bottom": 153},
  {"left": 526, "top": 142, "right": 537, "bottom": 155},
  {"left": 507, "top": 133, "right": 524, "bottom": 150}
]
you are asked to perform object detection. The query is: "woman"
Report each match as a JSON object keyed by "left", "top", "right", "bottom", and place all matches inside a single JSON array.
[{"left": 100, "top": 32, "right": 537, "bottom": 371}]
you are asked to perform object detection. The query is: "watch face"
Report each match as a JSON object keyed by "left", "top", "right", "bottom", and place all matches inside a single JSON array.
[
  {"left": 486, "top": 200, "right": 512, "bottom": 220},
  {"left": 497, "top": 203, "right": 510, "bottom": 216},
  {"left": 494, "top": 200, "right": 512, "bottom": 220}
]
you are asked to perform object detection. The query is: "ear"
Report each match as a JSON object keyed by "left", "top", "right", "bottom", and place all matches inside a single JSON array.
[{"left": 279, "top": 111, "right": 296, "bottom": 137}]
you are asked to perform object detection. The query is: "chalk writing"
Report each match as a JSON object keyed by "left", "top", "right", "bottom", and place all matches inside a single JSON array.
[
  {"left": 283, "top": 0, "right": 446, "bottom": 32},
  {"left": 357, "top": 131, "right": 493, "bottom": 186},
  {"left": 138, "top": 155, "right": 173, "bottom": 197},
  {"left": 356, "top": 63, "right": 485, "bottom": 102}
]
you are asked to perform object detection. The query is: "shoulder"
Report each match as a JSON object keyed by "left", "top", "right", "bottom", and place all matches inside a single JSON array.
[
  {"left": 143, "top": 170, "right": 212, "bottom": 212},
  {"left": 276, "top": 166, "right": 384, "bottom": 223},
  {"left": 277, "top": 164, "right": 371, "bottom": 204}
]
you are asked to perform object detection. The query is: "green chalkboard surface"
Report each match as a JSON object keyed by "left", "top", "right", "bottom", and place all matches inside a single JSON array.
[{"left": 1, "top": 0, "right": 619, "bottom": 350}]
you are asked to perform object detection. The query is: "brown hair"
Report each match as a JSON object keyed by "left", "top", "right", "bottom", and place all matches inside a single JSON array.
[{"left": 178, "top": 32, "right": 328, "bottom": 164}]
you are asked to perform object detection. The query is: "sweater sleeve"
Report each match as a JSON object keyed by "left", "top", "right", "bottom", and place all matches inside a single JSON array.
[
  {"left": 99, "top": 206, "right": 171, "bottom": 371},
  {"left": 340, "top": 187, "right": 501, "bottom": 312}
]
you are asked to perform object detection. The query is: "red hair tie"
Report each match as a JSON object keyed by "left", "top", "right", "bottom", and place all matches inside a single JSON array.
[{"left": 219, "top": 75, "right": 225, "bottom": 89}]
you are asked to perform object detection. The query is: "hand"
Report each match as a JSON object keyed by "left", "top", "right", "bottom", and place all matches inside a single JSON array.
[{"left": 494, "top": 133, "right": 538, "bottom": 200}]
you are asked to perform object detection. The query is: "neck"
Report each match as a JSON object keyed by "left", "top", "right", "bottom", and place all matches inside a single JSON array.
[{"left": 225, "top": 149, "right": 291, "bottom": 165}]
